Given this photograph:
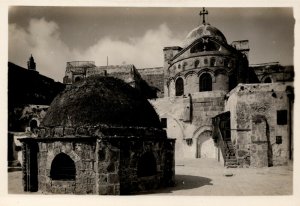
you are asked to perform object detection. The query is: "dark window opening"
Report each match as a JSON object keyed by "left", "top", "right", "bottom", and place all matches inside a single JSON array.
[
  {"left": 264, "top": 77, "right": 272, "bottom": 83},
  {"left": 137, "top": 152, "right": 157, "bottom": 177},
  {"left": 161, "top": 118, "right": 167, "bottom": 128},
  {"left": 29, "top": 119, "right": 38, "bottom": 132},
  {"left": 50, "top": 153, "right": 76, "bottom": 180},
  {"left": 204, "top": 58, "right": 208, "bottom": 65},
  {"left": 210, "top": 58, "right": 216, "bottom": 67},
  {"left": 277, "top": 110, "right": 287, "bottom": 125},
  {"left": 190, "top": 41, "right": 221, "bottom": 53},
  {"left": 186, "top": 139, "right": 193, "bottom": 146},
  {"left": 229, "top": 74, "right": 237, "bottom": 91},
  {"left": 276, "top": 136, "right": 282, "bottom": 144},
  {"left": 200, "top": 73, "right": 212, "bottom": 92},
  {"left": 195, "top": 60, "right": 200, "bottom": 68},
  {"left": 175, "top": 78, "right": 184, "bottom": 96},
  {"left": 74, "top": 76, "right": 82, "bottom": 82}
]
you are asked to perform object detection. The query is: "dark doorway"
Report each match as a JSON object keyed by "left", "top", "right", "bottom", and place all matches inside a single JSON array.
[
  {"left": 50, "top": 153, "right": 76, "bottom": 180},
  {"left": 137, "top": 152, "right": 157, "bottom": 177}
]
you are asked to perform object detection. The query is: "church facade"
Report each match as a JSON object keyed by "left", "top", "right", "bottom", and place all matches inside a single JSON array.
[{"left": 151, "top": 8, "right": 294, "bottom": 168}]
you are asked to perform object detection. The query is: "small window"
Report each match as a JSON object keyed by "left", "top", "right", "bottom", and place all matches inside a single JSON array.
[
  {"left": 30, "top": 119, "right": 38, "bottom": 132},
  {"left": 276, "top": 136, "right": 282, "bottom": 144},
  {"left": 210, "top": 58, "right": 216, "bottom": 67},
  {"left": 186, "top": 139, "right": 193, "bottom": 146},
  {"left": 277, "top": 110, "right": 287, "bottom": 125},
  {"left": 161, "top": 118, "right": 167, "bottom": 128},
  {"left": 204, "top": 58, "right": 208, "bottom": 65},
  {"left": 195, "top": 60, "right": 200, "bottom": 68},
  {"left": 178, "top": 64, "right": 181, "bottom": 69}
]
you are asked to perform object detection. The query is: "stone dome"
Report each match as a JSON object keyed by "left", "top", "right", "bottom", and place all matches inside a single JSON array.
[
  {"left": 41, "top": 76, "right": 162, "bottom": 129},
  {"left": 184, "top": 23, "right": 227, "bottom": 47}
]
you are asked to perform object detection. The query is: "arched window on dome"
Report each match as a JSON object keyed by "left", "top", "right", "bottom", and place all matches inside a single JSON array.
[
  {"left": 175, "top": 77, "right": 184, "bottom": 96},
  {"left": 137, "top": 152, "right": 157, "bottom": 177},
  {"left": 199, "top": 73, "right": 212, "bottom": 92},
  {"left": 264, "top": 77, "right": 272, "bottom": 83},
  {"left": 50, "top": 153, "right": 76, "bottom": 180},
  {"left": 190, "top": 41, "right": 220, "bottom": 53}
]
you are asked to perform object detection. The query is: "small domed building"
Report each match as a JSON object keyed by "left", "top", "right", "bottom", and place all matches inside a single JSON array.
[{"left": 20, "top": 76, "right": 175, "bottom": 194}]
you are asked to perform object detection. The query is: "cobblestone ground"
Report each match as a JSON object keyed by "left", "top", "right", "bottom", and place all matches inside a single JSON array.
[{"left": 8, "top": 158, "right": 293, "bottom": 195}]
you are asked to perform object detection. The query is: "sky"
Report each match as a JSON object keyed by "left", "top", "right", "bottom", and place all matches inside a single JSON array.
[{"left": 8, "top": 7, "right": 294, "bottom": 82}]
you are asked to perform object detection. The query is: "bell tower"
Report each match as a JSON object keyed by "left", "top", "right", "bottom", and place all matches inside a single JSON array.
[{"left": 27, "top": 54, "right": 36, "bottom": 71}]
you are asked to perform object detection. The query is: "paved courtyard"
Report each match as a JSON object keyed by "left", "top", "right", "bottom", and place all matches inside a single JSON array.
[{"left": 8, "top": 158, "right": 293, "bottom": 195}]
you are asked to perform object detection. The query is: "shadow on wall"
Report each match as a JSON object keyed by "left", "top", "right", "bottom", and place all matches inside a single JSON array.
[{"left": 137, "top": 175, "right": 212, "bottom": 195}]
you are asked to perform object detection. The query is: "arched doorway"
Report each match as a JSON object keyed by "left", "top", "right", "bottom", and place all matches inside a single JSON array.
[
  {"left": 264, "top": 77, "right": 272, "bottom": 83},
  {"left": 196, "top": 130, "right": 215, "bottom": 158},
  {"left": 50, "top": 153, "right": 76, "bottom": 180},
  {"left": 175, "top": 77, "right": 184, "bottom": 96},
  {"left": 199, "top": 73, "right": 212, "bottom": 91},
  {"left": 137, "top": 152, "right": 157, "bottom": 177}
]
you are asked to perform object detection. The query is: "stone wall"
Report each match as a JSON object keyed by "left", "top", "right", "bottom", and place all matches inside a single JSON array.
[
  {"left": 150, "top": 91, "right": 226, "bottom": 160},
  {"left": 225, "top": 83, "right": 293, "bottom": 167},
  {"left": 138, "top": 67, "right": 164, "bottom": 97},
  {"left": 118, "top": 139, "right": 175, "bottom": 194},
  {"left": 37, "top": 140, "right": 97, "bottom": 194}
]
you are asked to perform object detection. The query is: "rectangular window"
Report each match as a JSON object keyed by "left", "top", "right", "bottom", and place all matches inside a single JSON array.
[
  {"left": 276, "top": 136, "right": 282, "bottom": 144},
  {"left": 277, "top": 110, "right": 288, "bottom": 125},
  {"left": 161, "top": 118, "right": 167, "bottom": 128}
]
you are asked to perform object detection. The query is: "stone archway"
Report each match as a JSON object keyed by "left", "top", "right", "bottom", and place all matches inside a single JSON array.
[{"left": 196, "top": 130, "right": 215, "bottom": 158}]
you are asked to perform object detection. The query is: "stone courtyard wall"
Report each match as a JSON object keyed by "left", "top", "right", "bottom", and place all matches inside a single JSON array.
[{"left": 225, "top": 83, "right": 292, "bottom": 167}]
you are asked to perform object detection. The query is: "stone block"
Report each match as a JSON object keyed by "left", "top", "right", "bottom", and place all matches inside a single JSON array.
[
  {"left": 108, "top": 173, "right": 119, "bottom": 184},
  {"left": 98, "top": 174, "right": 108, "bottom": 184},
  {"left": 54, "top": 127, "right": 64, "bottom": 137},
  {"left": 64, "top": 127, "right": 75, "bottom": 136}
]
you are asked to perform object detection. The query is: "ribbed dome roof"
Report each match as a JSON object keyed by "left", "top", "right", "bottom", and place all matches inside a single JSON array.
[
  {"left": 41, "top": 76, "right": 162, "bottom": 129},
  {"left": 184, "top": 23, "right": 227, "bottom": 47}
]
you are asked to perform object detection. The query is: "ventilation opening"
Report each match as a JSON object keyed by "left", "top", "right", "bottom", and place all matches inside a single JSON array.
[
  {"left": 50, "top": 153, "right": 76, "bottom": 180},
  {"left": 137, "top": 152, "right": 157, "bottom": 177}
]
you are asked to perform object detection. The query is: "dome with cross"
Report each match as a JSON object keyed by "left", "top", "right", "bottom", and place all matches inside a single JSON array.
[{"left": 184, "top": 23, "right": 227, "bottom": 47}]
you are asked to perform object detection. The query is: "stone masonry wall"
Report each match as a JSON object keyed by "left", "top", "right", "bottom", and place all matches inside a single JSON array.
[
  {"left": 37, "top": 140, "right": 97, "bottom": 194},
  {"left": 225, "top": 83, "right": 292, "bottom": 167},
  {"left": 118, "top": 139, "right": 175, "bottom": 194}
]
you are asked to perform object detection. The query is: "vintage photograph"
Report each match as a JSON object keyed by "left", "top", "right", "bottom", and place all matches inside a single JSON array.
[{"left": 7, "top": 6, "right": 294, "bottom": 196}]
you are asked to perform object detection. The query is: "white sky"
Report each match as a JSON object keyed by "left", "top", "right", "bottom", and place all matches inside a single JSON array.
[{"left": 8, "top": 7, "right": 294, "bottom": 82}]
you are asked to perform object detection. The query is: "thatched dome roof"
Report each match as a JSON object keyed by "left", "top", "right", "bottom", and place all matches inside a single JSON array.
[{"left": 41, "top": 76, "right": 162, "bottom": 129}]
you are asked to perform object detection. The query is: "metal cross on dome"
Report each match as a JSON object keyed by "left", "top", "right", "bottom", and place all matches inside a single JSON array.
[{"left": 199, "top": 7, "right": 208, "bottom": 24}]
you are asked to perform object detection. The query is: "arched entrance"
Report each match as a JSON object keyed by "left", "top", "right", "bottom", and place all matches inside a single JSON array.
[
  {"left": 137, "top": 152, "right": 157, "bottom": 177},
  {"left": 50, "top": 153, "right": 76, "bottom": 180},
  {"left": 196, "top": 130, "right": 215, "bottom": 158}
]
